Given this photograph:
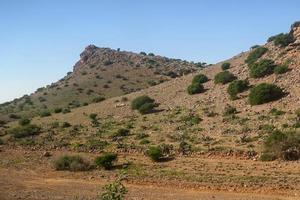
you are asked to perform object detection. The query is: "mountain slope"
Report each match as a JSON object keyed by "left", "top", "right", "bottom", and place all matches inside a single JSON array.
[
  {"left": 3, "top": 22, "right": 299, "bottom": 156},
  {"left": 0, "top": 46, "right": 201, "bottom": 122}
]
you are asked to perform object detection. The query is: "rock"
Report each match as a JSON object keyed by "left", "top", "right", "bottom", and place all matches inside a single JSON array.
[{"left": 43, "top": 151, "right": 51, "bottom": 157}]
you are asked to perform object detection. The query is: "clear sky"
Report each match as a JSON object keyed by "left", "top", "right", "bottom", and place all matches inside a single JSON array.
[{"left": 0, "top": 0, "right": 299, "bottom": 103}]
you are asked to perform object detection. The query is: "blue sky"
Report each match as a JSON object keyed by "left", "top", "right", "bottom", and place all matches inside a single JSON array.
[{"left": 0, "top": 0, "right": 299, "bottom": 103}]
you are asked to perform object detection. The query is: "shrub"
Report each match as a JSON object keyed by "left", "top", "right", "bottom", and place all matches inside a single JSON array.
[
  {"left": 249, "top": 59, "right": 275, "bottom": 78},
  {"left": 114, "top": 128, "right": 130, "bottom": 137},
  {"left": 148, "top": 53, "right": 155, "bottom": 56},
  {"left": 268, "top": 33, "right": 294, "bottom": 47},
  {"left": 54, "top": 108, "right": 62, "bottom": 113},
  {"left": 221, "top": 62, "right": 231, "bottom": 70},
  {"left": 89, "top": 113, "right": 98, "bottom": 120},
  {"left": 54, "top": 155, "right": 90, "bottom": 171},
  {"left": 214, "top": 71, "right": 236, "bottom": 84},
  {"left": 245, "top": 47, "right": 268, "bottom": 64},
  {"left": 223, "top": 105, "right": 237, "bottom": 116},
  {"left": 93, "top": 96, "right": 105, "bottom": 103},
  {"left": 146, "top": 146, "right": 163, "bottom": 162},
  {"left": 138, "top": 103, "right": 156, "bottom": 114},
  {"left": 249, "top": 83, "right": 284, "bottom": 105},
  {"left": 99, "top": 175, "right": 127, "bottom": 200},
  {"left": 269, "top": 108, "right": 285, "bottom": 116},
  {"left": 9, "top": 113, "right": 20, "bottom": 119},
  {"left": 227, "top": 80, "right": 249, "bottom": 100},
  {"left": 187, "top": 83, "right": 204, "bottom": 95},
  {"left": 62, "top": 108, "right": 71, "bottom": 114},
  {"left": 9, "top": 124, "right": 41, "bottom": 138},
  {"left": 262, "top": 130, "right": 300, "bottom": 161},
  {"left": 192, "top": 74, "right": 208, "bottom": 84},
  {"left": 95, "top": 153, "right": 117, "bottom": 170},
  {"left": 18, "top": 118, "right": 31, "bottom": 126},
  {"left": 61, "top": 122, "right": 71, "bottom": 128},
  {"left": 140, "top": 51, "right": 147, "bottom": 56},
  {"left": 40, "top": 110, "right": 51, "bottom": 117},
  {"left": 131, "top": 95, "right": 157, "bottom": 114},
  {"left": 274, "top": 65, "right": 289, "bottom": 74}
]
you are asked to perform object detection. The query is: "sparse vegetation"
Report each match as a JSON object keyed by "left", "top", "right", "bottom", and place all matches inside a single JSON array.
[
  {"left": 261, "top": 130, "right": 300, "bottom": 161},
  {"left": 95, "top": 153, "right": 117, "bottom": 170},
  {"left": 249, "top": 83, "right": 284, "bottom": 105},
  {"left": 214, "top": 71, "right": 236, "bottom": 84},
  {"left": 54, "top": 155, "right": 90, "bottom": 171},
  {"left": 18, "top": 118, "right": 31, "bottom": 126},
  {"left": 227, "top": 79, "right": 249, "bottom": 100},
  {"left": 40, "top": 110, "right": 51, "bottom": 117},
  {"left": 9, "top": 124, "right": 41, "bottom": 138}
]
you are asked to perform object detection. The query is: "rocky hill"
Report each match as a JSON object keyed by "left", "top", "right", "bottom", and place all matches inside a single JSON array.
[
  {"left": 1, "top": 22, "right": 299, "bottom": 159},
  {"left": 0, "top": 46, "right": 201, "bottom": 122}
]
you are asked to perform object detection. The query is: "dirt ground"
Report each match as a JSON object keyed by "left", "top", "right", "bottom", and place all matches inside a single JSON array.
[{"left": 0, "top": 147, "right": 299, "bottom": 200}]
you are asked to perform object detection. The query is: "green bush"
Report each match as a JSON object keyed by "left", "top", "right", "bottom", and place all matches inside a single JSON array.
[
  {"left": 249, "top": 59, "right": 275, "bottom": 78},
  {"left": 138, "top": 103, "right": 156, "bottom": 114},
  {"left": 268, "top": 33, "right": 294, "bottom": 47},
  {"left": 262, "top": 130, "right": 300, "bottom": 161},
  {"left": 89, "top": 113, "right": 98, "bottom": 120},
  {"left": 187, "top": 83, "right": 204, "bottom": 95},
  {"left": 245, "top": 47, "right": 268, "bottom": 64},
  {"left": 54, "top": 108, "right": 62, "bottom": 113},
  {"left": 227, "top": 80, "right": 249, "bottom": 100},
  {"left": 61, "top": 122, "right": 71, "bottom": 128},
  {"left": 146, "top": 146, "right": 163, "bottom": 162},
  {"left": 192, "top": 74, "right": 208, "bottom": 84},
  {"left": 40, "top": 110, "right": 51, "bottom": 117},
  {"left": 223, "top": 105, "right": 237, "bottom": 116},
  {"left": 274, "top": 65, "right": 289, "bottom": 74},
  {"left": 99, "top": 176, "right": 127, "bottom": 200},
  {"left": 18, "top": 118, "right": 31, "bottom": 126},
  {"left": 249, "top": 83, "right": 284, "bottom": 105},
  {"left": 93, "top": 96, "right": 105, "bottom": 103},
  {"left": 95, "top": 153, "right": 117, "bottom": 170},
  {"left": 131, "top": 96, "right": 157, "bottom": 114},
  {"left": 214, "top": 71, "right": 236, "bottom": 84},
  {"left": 54, "top": 155, "right": 90, "bottom": 171},
  {"left": 221, "top": 62, "right": 231, "bottom": 70},
  {"left": 62, "top": 107, "right": 71, "bottom": 114},
  {"left": 9, "top": 124, "right": 41, "bottom": 138}
]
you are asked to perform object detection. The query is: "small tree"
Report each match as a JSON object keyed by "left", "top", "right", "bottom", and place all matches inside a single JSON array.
[
  {"left": 249, "top": 83, "right": 284, "bottom": 105},
  {"left": 214, "top": 71, "right": 236, "bottom": 84},
  {"left": 221, "top": 62, "right": 231, "bottom": 70}
]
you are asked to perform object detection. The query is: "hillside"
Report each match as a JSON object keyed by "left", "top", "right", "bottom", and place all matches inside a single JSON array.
[
  {"left": 0, "top": 22, "right": 300, "bottom": 200},
  {"left": 0, "top": 46, "right": 201, "bottom": 122}
]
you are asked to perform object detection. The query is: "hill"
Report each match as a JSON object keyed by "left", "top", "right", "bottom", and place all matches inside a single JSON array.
[
  {"left": 0, "top": 22, "right": 300, "bottom": 200},
  {"left": 0, "top": 46, "right": 201, "bottom": 122}
]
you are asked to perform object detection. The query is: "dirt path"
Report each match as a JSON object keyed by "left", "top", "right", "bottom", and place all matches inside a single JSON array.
[
  {"left": 0, "top": 167, "right": 297, "bottom": 200},
  {"left": 0, "top": 148, "right": 299, "bottom": 200}
]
